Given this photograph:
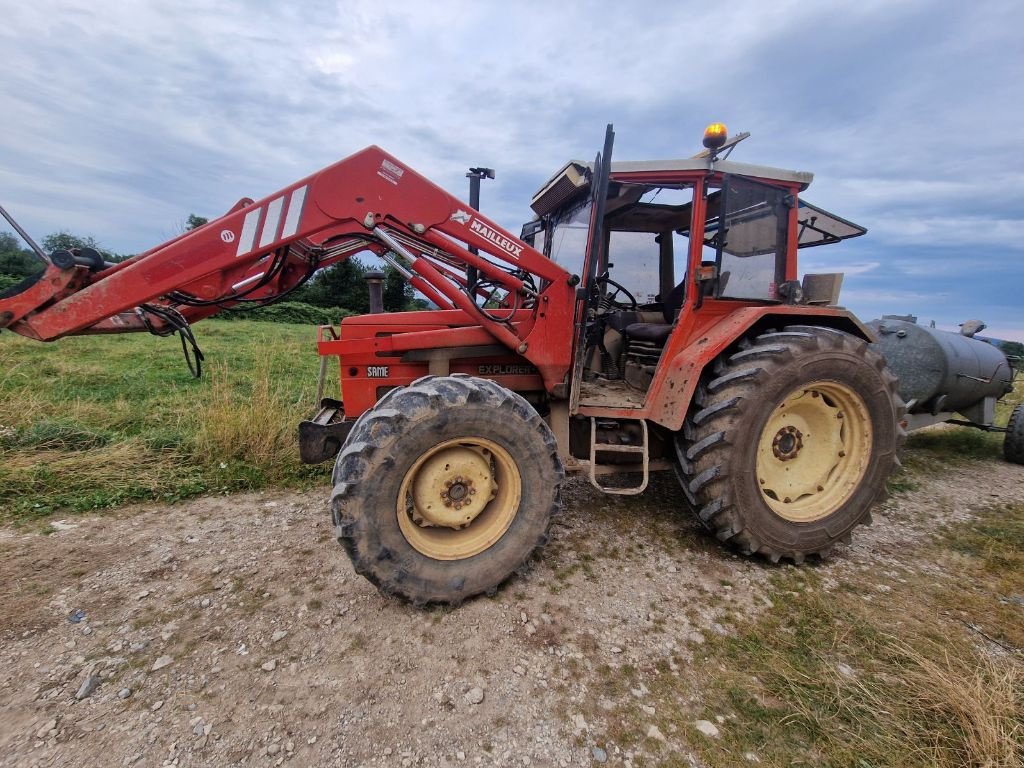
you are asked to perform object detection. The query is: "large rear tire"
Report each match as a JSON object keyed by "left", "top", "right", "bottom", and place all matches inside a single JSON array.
[
  {"left": 1005, "top": 403, "right": 1024, "bottom": 465},
  {"left": 675, "top": 326, "right": 904, "bottom": 562},
  {"left": 330, "top": 375, "right": 563, "bottom": 605}
]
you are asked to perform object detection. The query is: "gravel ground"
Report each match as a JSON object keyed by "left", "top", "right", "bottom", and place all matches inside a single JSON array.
[{"left": 2, "top": 454, "right": 1022, "bottom": 768}]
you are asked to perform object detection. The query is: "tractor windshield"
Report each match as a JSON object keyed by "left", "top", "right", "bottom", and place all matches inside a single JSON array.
[{"left": 546, "top": 199, "right": 592, "bottom": 279}]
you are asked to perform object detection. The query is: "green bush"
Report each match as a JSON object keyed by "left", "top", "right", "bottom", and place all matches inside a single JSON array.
[{"left": 218, "top": 301, "right": 354, "bottom": 325}]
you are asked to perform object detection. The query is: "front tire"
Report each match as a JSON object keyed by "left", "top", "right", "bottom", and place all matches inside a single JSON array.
[
  {"left": 331, "top": 375, "right": 563, "bottom": 605},
  {"left": 676, "top": 326, "right": 904, "bottom": 562}
]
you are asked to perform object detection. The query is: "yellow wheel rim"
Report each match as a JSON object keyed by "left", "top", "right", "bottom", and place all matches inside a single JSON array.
[
  {"left": 397, "top": 437, "right": 522, "bottom": 560},
  {"left": 756, "top": 380, "right": 872, "bottom": 523}
]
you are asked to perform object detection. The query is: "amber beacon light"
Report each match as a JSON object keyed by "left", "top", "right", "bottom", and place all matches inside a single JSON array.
[{"left": 702, "top": 123, "right": 728, "bottom": 150}]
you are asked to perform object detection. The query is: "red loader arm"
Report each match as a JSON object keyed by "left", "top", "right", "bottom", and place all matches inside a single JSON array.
[{"left": 0, "top": 147, "right": 579, "bottom": 391}]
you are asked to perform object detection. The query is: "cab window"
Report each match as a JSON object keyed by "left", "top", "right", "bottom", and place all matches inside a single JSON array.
[
  {"left": 603, "top": 185, "right": 696, "bottom": 307},
  {"left": 711, "top": 177, "right": 789, "bottom": 300}
]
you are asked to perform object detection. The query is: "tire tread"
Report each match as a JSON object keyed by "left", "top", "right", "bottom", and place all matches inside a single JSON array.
[{"left": 674, "top": 326, "right": 905, "bottom": 562}]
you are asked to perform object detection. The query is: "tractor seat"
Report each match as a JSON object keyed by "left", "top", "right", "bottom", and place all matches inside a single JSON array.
[
  {"left": 623, "top": 280, "right": 686, "bottom": 342},
  {"left": 624, "top": 322, "right": 673, "bottom": 344}
]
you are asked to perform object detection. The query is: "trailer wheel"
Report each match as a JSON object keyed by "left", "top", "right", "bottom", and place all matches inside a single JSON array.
[
  {"left": 330, "top": 375, "right": 563, "bottom": 605},
  {"left": 676, "top": 326, "right": 904, "bottom": 563},
  {"left": 1005, "top": 403, "right": 1024, "bottom": 465}
]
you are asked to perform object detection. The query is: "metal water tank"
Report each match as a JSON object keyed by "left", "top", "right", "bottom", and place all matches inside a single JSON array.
[{"left": 867, "top": 317, "right": 1013, "bottom": 414}]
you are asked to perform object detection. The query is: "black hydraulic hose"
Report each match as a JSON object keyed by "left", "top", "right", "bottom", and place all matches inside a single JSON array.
[
  {"left": 168, "top": 248, "right": 290, "bottom": 307},
  {"left": 138, "top": 304, "right": 205, "bottom": 378}
]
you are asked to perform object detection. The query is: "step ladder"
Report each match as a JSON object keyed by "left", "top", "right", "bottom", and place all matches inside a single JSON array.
[{"left": 588, "top": 417, "right": 650, "bottom": 495}]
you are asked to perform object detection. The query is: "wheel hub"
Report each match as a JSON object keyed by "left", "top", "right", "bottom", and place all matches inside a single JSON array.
[
  {"left": 411, "top": 447, "right": 495, "bottom": 529},
  {"left": 444, "top": 478, "right": 472, "bottom": 504},
  {"left": 772, "top": 426, "right": 803, "bottom": 461}
]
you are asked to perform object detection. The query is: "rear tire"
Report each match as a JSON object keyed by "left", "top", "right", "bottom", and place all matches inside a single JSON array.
[
  {"left": 331, "top": 375, "right": 563, "bottom": 605},
  {"left": 675, "top": 326, "right": 904, "bottom": 562},
  {"left": 1005, "top": 403, "right": 1024, "bottom": 465}
]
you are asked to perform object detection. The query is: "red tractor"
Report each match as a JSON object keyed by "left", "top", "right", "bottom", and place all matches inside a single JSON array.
[{"left": 0, "top": 124, "right": 903, "bottom": 604}]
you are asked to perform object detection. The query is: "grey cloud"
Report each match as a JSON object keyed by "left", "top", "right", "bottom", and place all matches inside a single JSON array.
[{"left": 1, "top": 0, "right": 1022, "bottom": 338}]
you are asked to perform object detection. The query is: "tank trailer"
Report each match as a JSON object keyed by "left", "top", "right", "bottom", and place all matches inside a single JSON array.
[{"left": 868, "top": 316, "right": 1022, "bottom": 461}]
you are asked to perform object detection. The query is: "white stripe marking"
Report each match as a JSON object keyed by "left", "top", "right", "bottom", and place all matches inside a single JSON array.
[
  {"left": 281, "top": 185, "right": 307, "bottom": 238},
  {"left": 259, "top": 197, "right": 284, "bottom": 248},
  {"left": 236, "top": 208, "right": 261, "bottom": 257}
]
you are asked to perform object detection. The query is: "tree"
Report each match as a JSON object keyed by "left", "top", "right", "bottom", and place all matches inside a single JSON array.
[
  {"left": 41, "top": 231, "right": 101, "bottom": 253},
  {"left": 297, "top": 259, "right": 421, "bottom": 314},
  {"left": 1000, "top": 340, "right": 1024, "bottom": 359},
  {"left": 38, "top": 231, "right": 132, "bottom": 263},
  {"left": 0, "top": 232, "right": 42, "bottom": 278},
  {"left": 382, "top": 264, "right": 414, "bottom": 311},
  {"left": 295, "top": 258, "right": 371, "bottom": 314},
  {"left": 1, "top": 230, "right": 136, "bottom": 280},
  {"left": 186, "top": 214, "right": 208, "bottom": 231}
]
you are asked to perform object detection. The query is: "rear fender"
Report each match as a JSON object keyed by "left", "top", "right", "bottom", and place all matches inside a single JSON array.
[{"left": 644, "top": 307, "right": 872, "bottom": 431}]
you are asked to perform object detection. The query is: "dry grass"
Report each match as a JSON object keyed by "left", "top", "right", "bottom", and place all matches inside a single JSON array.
[
  {"left": 0, "top": 440, "right": 204, "bottom": 515},
  {"left": 192, "top": 359, "right": 300, "bottom": 482},
  {"left": 891, "top": 642, "right": 1020, "bottom": 766},
  {"left": 789, "top": 635, "right": 1022, "bottom": 767}
]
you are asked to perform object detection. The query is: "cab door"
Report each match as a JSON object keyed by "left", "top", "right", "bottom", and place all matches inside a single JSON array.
[{"left": 568, "top": 125, "right": 615, "bottom": 412}]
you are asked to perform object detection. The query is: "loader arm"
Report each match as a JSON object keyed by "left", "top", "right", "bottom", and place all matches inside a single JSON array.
[{"left": 0, "top": 146, "right": 579, "bottom": 391}]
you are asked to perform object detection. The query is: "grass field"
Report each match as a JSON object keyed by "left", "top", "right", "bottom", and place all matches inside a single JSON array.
[
  {"left": 0, "top": 320, "right": 337, "bottom": 522},
  {"left": 2, "top": 321, "right": 1021, "bottom": 523}
]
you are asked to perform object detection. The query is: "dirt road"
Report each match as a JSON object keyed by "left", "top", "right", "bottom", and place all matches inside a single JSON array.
[{"left": 2, "top": 457, "right": 1021, "bottom": 768}]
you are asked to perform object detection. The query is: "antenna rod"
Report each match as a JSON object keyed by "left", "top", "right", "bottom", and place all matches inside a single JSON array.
[{"left": 0, "top": 204, "right": 51, "bottom": 265}]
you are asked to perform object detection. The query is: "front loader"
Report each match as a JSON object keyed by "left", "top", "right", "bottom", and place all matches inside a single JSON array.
[{"left": 1, "top": 124, "right": 904, "bottom": 605}]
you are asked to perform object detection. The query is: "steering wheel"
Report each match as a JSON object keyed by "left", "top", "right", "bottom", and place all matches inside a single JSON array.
[{"left": 593, "top": 276, "right": 638, "bottom": 313}]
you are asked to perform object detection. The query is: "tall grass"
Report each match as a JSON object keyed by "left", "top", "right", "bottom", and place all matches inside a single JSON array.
[
  {"left": 192, "top": 359, "right": 302, "bottom": 484},
  {"left": 850, "top": 640, "right": 1021, "bottom": 766}
]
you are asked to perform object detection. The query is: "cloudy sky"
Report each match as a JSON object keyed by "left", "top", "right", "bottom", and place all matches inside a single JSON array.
[{"left": 2, "top": 0, "right": 1022, "bottom": 339}]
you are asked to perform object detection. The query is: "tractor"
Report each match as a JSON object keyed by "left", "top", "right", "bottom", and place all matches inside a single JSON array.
[{"left": 0, "top": 124, "right": 904, "bottom": 604}]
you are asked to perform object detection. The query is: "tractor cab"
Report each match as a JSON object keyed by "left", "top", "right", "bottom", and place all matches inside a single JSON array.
[{"left": 522, "top": 128, "right": 866, "bottom": 398}]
